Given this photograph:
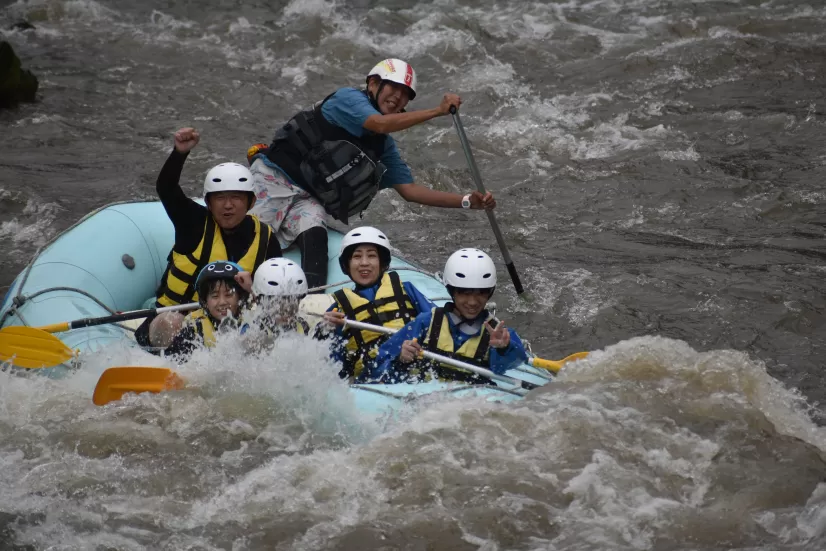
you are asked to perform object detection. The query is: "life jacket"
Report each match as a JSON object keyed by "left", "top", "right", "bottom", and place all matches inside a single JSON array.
[
  {"left": 260, "top": 316, "right": 310, "bottom": 336},
  {"left": 332, "top": 271, "right": 418, "bottom": 378},
  {"left": 416, "top": 306, "right": 496, "bottom": 384},
  {"left": 185, "top": 309, "right": 244, "bottom": 349},
  {"left": 263, "top": 89, "right": 388, "bottom": 224},
  {"left": 156, "top": 215, "right": 272, "bottom": 307},
  {"left": 185, "top": 309, "right": 218, "bottom": 348}
]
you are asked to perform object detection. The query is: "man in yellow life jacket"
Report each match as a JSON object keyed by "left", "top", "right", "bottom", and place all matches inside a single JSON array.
[
  {"left": 364, "top": 248, "right": 528, "bottom": 383},
  {"left": 135, "top": 127, "right": 282, "bottom": 348},
  {"left": 317, "top": 226, "right": 435, "bottom": 380},
  {"left": 164, "top": 261, "right": 249, "bottom": 358}
]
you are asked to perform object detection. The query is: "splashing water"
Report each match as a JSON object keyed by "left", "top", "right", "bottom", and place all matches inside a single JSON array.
[
  {"left": 0, "top": 333, "right": 824, "bottom": 549},
  {"left": 2, "top": 0, "right": 826, "bottom": 548}
]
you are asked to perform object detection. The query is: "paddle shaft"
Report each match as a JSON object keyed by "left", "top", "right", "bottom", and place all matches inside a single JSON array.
[
  {"left": 38, "top": 302, "right": 200, "bottom": 333},
  {"left": 343, "top": 318, "right": 538, "bottom": 391},
  {"left": 450, "top": 107, "right": 525, "bottom": 295}
]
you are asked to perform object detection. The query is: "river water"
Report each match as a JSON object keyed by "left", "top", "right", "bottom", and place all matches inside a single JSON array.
[{"left": 1, "top": 0, "right": 826, "bottom": 549}]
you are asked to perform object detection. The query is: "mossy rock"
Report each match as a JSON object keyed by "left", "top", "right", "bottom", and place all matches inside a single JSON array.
[{"left": 0, "top": 41, "right": 39, "bottom": 108}]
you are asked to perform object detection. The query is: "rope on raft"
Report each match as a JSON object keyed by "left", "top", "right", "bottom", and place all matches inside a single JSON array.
[
  {"left": 0, "top": 200, "right": 448, "bottom": 336},
  {"left": 0, "top": 199, "right": 156, "bottom": 331}
]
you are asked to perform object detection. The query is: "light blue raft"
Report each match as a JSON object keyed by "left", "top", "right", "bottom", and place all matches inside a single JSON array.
[{"left": 0, "top": 201, "right": 551, "bottom": 411}]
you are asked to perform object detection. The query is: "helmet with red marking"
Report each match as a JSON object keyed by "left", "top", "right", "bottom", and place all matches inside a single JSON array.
[{"left": 366, "top": 58, "right": 417, "bottom": 100}]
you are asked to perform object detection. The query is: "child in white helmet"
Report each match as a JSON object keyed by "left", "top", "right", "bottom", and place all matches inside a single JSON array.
[
  {"left": 364, "top": 248, "right": 527, "bottom": 384},
  {"left": 243, "top": 258, "right": 311, "bottom": 338},
  {"left": 318, "top": 226, "right": 436, "bottom": 380}
]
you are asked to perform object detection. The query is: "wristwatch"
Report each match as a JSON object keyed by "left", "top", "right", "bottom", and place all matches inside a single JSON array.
[{"left": 461, "top": 194, "right": 471, "bottom": 209}]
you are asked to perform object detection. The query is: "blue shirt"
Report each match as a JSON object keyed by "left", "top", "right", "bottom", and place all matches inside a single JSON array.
[
  {"left": 321, "top": 87, "right": 413, "bottom": 188},
  {"left": 364, "top": 307, "right": 528, "bottom": 383},
  {"left": 322, "top": 276, "right": 436, "bottom": 365}
]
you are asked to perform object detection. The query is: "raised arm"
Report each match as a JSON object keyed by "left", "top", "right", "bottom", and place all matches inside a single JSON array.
[{"left": 156, "top": 128, "right": 208, "bottom": 249}]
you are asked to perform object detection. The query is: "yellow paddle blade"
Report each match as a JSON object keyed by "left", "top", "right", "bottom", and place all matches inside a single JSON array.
[
  {"left": 560, "top": 351, "right": 590, "bottom": 363},
  {"left": 529, "top": 351, "right": 590, "bottom": 373},
  {"left": 93, "top": 367, "right": 186, "bottom": 406},
  {"left": 0, "top": 326, "right": 76, "bottom": 368}
]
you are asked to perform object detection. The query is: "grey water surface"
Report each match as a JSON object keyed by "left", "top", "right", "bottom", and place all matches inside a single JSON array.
[{"left": 1, "top": 0, "right": 825, "bottom": 549}]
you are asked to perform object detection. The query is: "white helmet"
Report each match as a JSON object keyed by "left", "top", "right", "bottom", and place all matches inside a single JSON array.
[
  {"left": 339, "top": 226, "right": 391, "bottom": 274},
  {"left": 203, "top": 162, "right": 255, "bottom": 196},
  {"left": 252, "top": 258, "right": 309, "bottom": 298},
  {"left": 443, "top": 248, "right": 497, "bottom": 290},
  {"left": 366, "top": 58, "right": 417, "bottom": 100}
]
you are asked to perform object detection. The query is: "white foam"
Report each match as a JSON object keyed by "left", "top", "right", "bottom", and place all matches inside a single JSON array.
[
  {"left": 283, "top": 0, "right": 337, "bottom": 18},
  {"left": 60, "top": 0, "right": 120, "bottom": 22},
  {"left": 0, "top": 199, "right": 63, "bottom": 253},
  {"left": 505, "top": 265, "right": 611, "bottom": 326},
  {"left": 658, "top": 145, "right": 700, "bottom": 161},
  {"left": 149, "top": 10, "right": 197, "bottom": 31}
]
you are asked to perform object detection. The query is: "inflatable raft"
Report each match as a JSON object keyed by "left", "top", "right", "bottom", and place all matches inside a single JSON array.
[{"left": 0, "top": 201, "right": 551, "bottom": 408}]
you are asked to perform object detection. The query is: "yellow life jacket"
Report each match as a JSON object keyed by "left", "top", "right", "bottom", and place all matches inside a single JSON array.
[
  {"left": 332, "top": 271, "right": 419, "bottom": 378},
  {"left": 419, "top": 306, "right": 494, "bottom": 383},
  {"left": 186, "top": 309, "right": 246, "bottom": 349},
  {"left": 262, "top": 316, "right": 310, "bottom": 336},
  {"left": 157, "top": 215, "right": 272, "bottom": 307},
  {"left": 185, "top": 309, "right": 217, "bottom": 348}
]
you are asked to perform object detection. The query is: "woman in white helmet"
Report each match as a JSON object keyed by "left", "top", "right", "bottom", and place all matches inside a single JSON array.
[
  {"left": 246, "top": 58, "right": 496, "bottom": 291},
  {"left": 135, "top": 127, "right": 283, "bottom": 349},
  {"left": 318, "top": 226, "right": 436, "bottom": 379},
  {"left": 244, "top": 257, "right": 311, "bottom": 336},
  {"left": 365, "top": 248, "right": 527, "bottom": 384}
]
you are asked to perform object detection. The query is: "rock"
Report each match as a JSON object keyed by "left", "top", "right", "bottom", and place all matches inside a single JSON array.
[
  {"left": 0, "top": 41, "right": 39, "bottom": 108},
  {"left": 10, "top": 21, "right": 36, "bottom": 31}
]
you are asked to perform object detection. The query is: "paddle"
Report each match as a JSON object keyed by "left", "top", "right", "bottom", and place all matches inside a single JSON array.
[
  {"left": 342, "top": 318, "right": 585, "bottom": 374},
  {"left": 0, "top": 303, "right": 201, "bottom": 369},
  {"left": 450, "top": 106, "right": 525, "bottom": 295},
  {"left": 89, "top": 325, "right": 588, "bottom": 406},
  {"left": 31, "top": 302, "right": 200, "bottom": 334},
  {"left": 0, "top": 326, "right": 77, "bottom": 369},
  {"left": 528, "top": 352, "right": 591, "bottom": 374},
  {"left": 92, "top": 366, "right": 185, "bottom": 406},
  {"left": 344, "top": 318, "right": 556, "bottom": 392}
]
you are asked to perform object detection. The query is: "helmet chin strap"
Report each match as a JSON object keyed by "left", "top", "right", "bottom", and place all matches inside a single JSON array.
[
  {"left": 367, "top": 81, "right": 407, "bottom": 115},
  {"left": 366, "top": 81, "right": 386, "bottom": 112}
]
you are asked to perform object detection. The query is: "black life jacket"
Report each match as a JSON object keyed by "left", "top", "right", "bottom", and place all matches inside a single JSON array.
[{"left": 265, "top": 89, "right": 388, "bottom": 224}]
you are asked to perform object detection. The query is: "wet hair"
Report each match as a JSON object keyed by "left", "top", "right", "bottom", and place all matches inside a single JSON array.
[
  {"left": 445, "top": 285, "right": 495, "bottom": 300},
  {"left": 199, "top": 278, "right": 248, "bottom": 307}
]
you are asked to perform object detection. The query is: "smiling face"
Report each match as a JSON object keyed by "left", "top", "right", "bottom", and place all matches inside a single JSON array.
[
  {"left": 204, "top": 280, "right": 241, "bottom": 321},
  {"left": 451, "top": 288, "right": 491, "bottom": 319},
  {"left": 367, "top": 78, "right": 411, "bottom": 115},
  {"left": 348, "top": 244, "right": 381, "bottom": 286},
  {"left": 207, "top": 191, "right": 250, "bottom": 230}
]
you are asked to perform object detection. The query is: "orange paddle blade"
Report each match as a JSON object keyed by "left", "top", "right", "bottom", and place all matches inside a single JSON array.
[
  {"left": 93, "top": 367, "right": 185, "bottom": 406},
  {"left": 0, "top": 326, "right": 76, "bottom": 368}
]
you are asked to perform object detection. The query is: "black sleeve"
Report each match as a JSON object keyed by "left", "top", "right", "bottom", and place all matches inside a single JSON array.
[
  {"left": 264, "top": 230, "right": 283, "bottom": 259},
  {"left": 163, "top": 325, "right": 199, "bottom": 359},
  {"left": 157, "top": 149, "right": 208, "bottom": 255}
]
